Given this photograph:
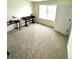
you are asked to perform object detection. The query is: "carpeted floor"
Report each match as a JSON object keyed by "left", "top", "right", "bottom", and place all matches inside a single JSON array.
[{"left": 7, "top": 23, "right": 68, "bottom": 59}]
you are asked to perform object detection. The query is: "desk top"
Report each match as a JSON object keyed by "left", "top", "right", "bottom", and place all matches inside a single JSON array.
[{"left": 7, "top": 20, "right": 20, "bottom": 26}]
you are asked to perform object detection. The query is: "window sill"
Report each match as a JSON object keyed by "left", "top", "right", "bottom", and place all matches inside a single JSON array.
[{"left": 39, "top": 18, "right": 55, "bottom": 22}]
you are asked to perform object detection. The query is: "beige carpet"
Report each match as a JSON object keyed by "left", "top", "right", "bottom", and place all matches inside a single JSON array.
[{"left": 7, "top": 23, "right": 68, "bottom": 59}]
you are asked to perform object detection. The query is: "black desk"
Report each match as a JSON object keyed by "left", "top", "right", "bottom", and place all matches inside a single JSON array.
[
  {"left": 7, "top": 20, "right": 21, "bottom": 29},
  {"left": 22, "top": 16, "right": 31, "bottom": 27},
  {"left": 22, "top": 16, "right": 35, "bottom": 27}
]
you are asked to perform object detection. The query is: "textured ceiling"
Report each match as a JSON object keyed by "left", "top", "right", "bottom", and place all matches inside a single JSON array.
[{"left": 29, "top": 0, "right": 71, "bottom": 1}]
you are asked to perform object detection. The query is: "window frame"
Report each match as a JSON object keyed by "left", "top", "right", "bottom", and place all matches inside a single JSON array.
[{"left": 39, "top": 5, "right": 57, "bottom": 21}]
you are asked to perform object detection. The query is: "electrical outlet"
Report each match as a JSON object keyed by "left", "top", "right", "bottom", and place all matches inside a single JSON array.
[
  {"left": 66, "top": 30, "right": 68, "bottom": 32},
  {"left": 69, "top": 19, "right": 71, "bottom": 21}
]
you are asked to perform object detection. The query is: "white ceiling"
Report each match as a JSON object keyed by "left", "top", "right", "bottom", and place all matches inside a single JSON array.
[
  {"left": 29, "top": 0, "right": 71, "bottom": 2},
  {"left": 29, "top": 0, "right": 47, "bottom": 1}
]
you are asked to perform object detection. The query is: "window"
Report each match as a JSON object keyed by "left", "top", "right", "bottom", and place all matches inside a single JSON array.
[
  {"left": 39, "top": 5, "right": 57, "bottom": 21},
  {"left": 39, "top": 5, "right": 47, "bottom": 19}
]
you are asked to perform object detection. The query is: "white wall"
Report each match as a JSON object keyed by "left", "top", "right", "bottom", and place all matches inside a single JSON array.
[
  {"left": 67, "top": 30, "right": 72, "bottom": 59},
  {"left": 32, "top": 0, "right": 72, "bottom": 36},
  {"left": 55, "top": 2, "right": 72, "bottom": 36},
  {"left": 7, "top": 0, "right": 32, "bottom": 21},
  {"left": 7, "top": 24, "right": 16, "bottom": 32},
  {"left": 7, "top": 0, "right": 32, "bottom": 31}
]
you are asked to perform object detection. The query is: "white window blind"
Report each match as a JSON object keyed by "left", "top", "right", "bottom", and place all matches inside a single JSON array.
[
  {"left": 39, "top": 5, "right": 57, "bottom": 21},
  {"left": 39, "top": 5, "right": 47, "bottom": 19}
]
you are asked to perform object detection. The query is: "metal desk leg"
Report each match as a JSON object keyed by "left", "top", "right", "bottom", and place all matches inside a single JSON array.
[
  {"left": 25, "top": 20, "right": 28, "bottom": 27},
  {"left": 19, "top": 21, "right": 21, "bottom": 30}
]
